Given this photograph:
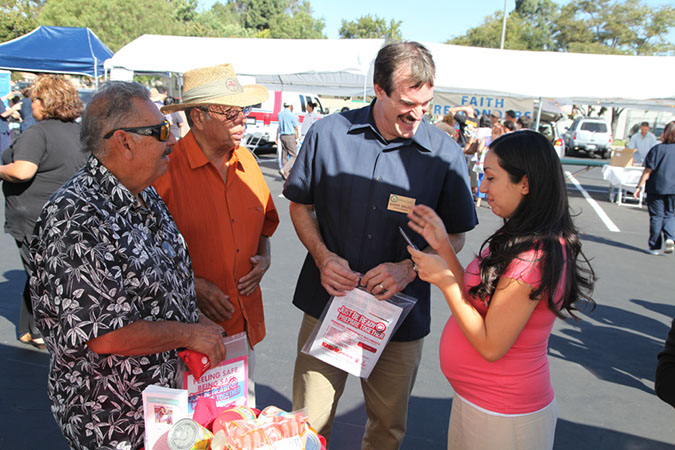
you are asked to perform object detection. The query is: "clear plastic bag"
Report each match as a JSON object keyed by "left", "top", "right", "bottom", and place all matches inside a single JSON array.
[{"left": 302, "top": 288, "right": 417, "bottom": 378}]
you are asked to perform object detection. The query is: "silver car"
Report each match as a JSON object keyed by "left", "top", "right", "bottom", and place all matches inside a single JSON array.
[{"left": 564, "top": 117, "right": 613, "bottom": 158}]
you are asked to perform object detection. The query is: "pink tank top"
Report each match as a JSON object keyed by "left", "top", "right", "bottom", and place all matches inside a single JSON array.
[{"left": 440, "top": 248, "right": 562, "bottom": 414}]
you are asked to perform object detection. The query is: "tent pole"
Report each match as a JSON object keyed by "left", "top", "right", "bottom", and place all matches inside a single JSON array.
[
  {"left": 535, "top": 96, "right": 543, "bottom": 131},
  {"left": 500, "top": 0, "right": 508, "bottom": 49},
  {"left": 179, "top": 74, "right": 183, "bottom": 100},
  {"left": 363, "top": 73, "right": 367, "bottom": 102}
]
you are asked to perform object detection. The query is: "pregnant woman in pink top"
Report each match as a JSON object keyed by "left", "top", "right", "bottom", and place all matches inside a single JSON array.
[{"left": 408, "top": 130, "right": 596, "bottom": 449}]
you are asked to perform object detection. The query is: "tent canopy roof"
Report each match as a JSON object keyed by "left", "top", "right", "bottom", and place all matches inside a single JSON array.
[
  {"left": 105, "top": 35, "right": 675, "bottom": 108},
  {"left": 0, "top": 26, "right": 113, "bottom": 78}
]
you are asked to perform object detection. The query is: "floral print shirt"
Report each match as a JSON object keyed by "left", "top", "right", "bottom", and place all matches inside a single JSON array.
[{"left": 30, "top": 155, "right": 199, "bottom": 450}]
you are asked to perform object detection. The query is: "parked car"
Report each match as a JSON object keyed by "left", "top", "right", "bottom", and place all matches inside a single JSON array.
[
  {"left": 536, "top": 113, "right": 565, "bottom": 159},
  {"left": 537, "top": 121, "right": 565, "bottom": 159},
  {"left": 245, "top": 90, "right": 325, "bottom": 154},
  {"left": 563, "top": 117, "right": 613, "bottom": 158}
]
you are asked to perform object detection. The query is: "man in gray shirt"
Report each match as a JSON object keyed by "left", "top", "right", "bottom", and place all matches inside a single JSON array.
[{"left": 629, "top": 121, "right": 658, "bottom": 164}]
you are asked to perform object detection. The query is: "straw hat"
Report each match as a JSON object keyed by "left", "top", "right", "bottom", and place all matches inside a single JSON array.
[{"left": 161, "top": 63, "right": 268, "bottom": 114}]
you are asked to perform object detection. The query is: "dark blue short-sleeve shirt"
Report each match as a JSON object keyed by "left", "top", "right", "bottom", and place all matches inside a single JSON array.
[
  {"left": 644, "top": 143, "right": 675, "bottom": 195},
  {"left": 283, "top": 102, "right": 478, "bottom": 341}
]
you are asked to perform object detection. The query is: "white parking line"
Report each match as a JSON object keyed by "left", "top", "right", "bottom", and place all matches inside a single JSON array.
[{"left": 565, "top": 171, "right": 620, "bottom": 232}]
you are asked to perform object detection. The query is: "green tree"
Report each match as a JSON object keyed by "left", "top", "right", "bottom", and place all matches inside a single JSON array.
[
  {"left": 268, "top": 0, "right": 324, "bottom": 39},
  {"left": 448, "top": 0, "right": 674, "bottom": 55},
  {"left": 38, "top": 0, "right": 188, "bottom": 51},
  {"left": 228, "top": 0, "right": 285, "bottom": 31},
  {"left": 448, "top": 11, "right": 544, "bottom": 50},
  {"left": 0, "top": 0, "right": 43, "bottom": 43},
  {"left": 172, "top": 0, "right": 199, "bottom": 23},
  {"left": 448, "top": 0, "right": 558, "bottom": 51},
  {"left": 555, "top": 0, "right": 675, "bottom": 55},
  {"left": 219, "top": 0, "right": 324, "bottom": 38},
  {"left": 186, "top": 1, "right": 250, "bottom": 37},
  {"left": 514, "top": 0, "right": 558, "bottom": 50},
  {"left": 338, "top": 14, "right": 402, "bottom": 41},
  {"left": 209, "top": 1, "right": 241, "bottom": 27},
  {"left": 187, "top": 13, "right": 251, "bottom": 37}
]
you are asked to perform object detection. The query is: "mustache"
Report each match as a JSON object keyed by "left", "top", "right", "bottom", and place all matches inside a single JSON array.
[{"left": 399, "top": 113, "right": 418, "bottom": 122}]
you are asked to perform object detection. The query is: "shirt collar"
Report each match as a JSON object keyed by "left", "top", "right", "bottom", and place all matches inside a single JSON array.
[
  {"left": 85, "top": 154, "right": 153, "bottom": 214},
  {"left": 183, "top": 131, "right": 210, "bottom": 169},
  {"left": 347, "top": 99, "right": 433, "bottom": 152}
]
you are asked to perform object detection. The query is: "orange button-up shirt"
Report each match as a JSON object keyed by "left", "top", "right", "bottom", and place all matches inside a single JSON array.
[{"left": 153, "top": 131, "right": 279, "bottom": 347}]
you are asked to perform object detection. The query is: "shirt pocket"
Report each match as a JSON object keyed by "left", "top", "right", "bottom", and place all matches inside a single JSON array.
[{"left": 243, "top": 205, "right": 264, "bottom": 237}]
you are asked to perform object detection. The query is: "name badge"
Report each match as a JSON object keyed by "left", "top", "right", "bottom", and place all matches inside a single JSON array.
[{"left": 387, "top": 194, "right": 415, "bottom": 214}]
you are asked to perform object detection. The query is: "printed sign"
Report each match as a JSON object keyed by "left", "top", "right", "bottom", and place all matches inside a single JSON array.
[
  {"left": 433, "top": 92, "right": 535, "bottom": 120},
  {"left": 183, "top": 356, "right": 247, "bottom": 414}
]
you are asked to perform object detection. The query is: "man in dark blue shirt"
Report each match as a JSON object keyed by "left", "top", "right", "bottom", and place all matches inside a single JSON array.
[{"left": 283, "top": 41, "right": 477, "bottom": 449}]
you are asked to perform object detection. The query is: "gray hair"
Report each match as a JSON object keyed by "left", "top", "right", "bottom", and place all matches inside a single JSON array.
[
  {"left": 373, "top": 41, "right": 435, "bottom": 96},
  {"left": 80, "top": 81, "right": 150, "bottom": 157}
]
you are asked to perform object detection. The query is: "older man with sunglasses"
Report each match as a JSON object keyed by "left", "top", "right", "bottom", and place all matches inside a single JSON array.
[
  {"left": 29, "top": 81, "right": 227, "bottom": 449},
  {"left": 154, "top": 64, "right": 280, "bottom": 407}
]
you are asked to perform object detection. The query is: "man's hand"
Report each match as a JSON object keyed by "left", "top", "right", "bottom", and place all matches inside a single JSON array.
[
  {"left": 195, "top": 277, "right": 234, "bottom": 323},
  {"left": 360, "top": 260, "right": 416, "bottom": 301},
  {"left": 317, "top": 251, "right": 359, "bottom": 296},
  {"left": 186, "top": 317, "right": 227, "bottom": 367},
  {"left": 237, "top": 254, "right": 270, "bottom": 296}
]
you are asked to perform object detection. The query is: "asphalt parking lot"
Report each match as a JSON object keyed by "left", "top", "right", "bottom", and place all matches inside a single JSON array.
[{"left": 0, "top": 155, "right": 674, "bottom": 449}]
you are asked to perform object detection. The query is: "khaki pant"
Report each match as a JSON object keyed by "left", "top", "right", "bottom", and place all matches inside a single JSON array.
[
  {"left": 448, "top": 395, "right": 558, "bottom": 450},
  {"left": 292, "top": 313, "right": 423, "bottom": 450},
  {"left": 280, "top": 134, "right": 298, "bottom": 175}
]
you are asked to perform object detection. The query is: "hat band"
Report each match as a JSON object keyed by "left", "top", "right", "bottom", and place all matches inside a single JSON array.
[{"left": 182, "top": 78, "right": 245, "bottom": 103}]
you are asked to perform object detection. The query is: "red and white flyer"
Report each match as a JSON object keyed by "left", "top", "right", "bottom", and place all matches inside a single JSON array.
[
  {"left": 180, "top": 332, "right": 249, "bottom": 414},
  {"left": 183, "top": 355, "right": 248, "bottom": 414},
  {"left": 303, "top": 288, "right": 405, "bottom": 378}
]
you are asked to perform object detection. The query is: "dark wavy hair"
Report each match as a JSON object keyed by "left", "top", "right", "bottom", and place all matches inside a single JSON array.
[
  {"left": 662, "top": 121, "right": 675, "bottom": 144},
  {"left": 31, "top": 75, "right": 83, "bottom": 121},
  {"left": 469, "top": 130, "right": 596, "bottom": 319}
]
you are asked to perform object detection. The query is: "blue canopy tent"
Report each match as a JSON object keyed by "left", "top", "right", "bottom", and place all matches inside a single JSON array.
[{"left": 0, "top": 26, "right": 112, "bottom": 80}]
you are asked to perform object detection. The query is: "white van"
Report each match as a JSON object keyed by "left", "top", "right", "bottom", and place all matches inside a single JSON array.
[{"left": 245, "top": 91, "right": 325, "bottom": 146}]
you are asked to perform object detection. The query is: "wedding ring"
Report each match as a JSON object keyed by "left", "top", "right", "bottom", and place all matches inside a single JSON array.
[
  {"left": 413, "top": 264, "right": 418, "bottom": 272},
  {"left": 378, "top": 283, "right": 386, "bottom": 293}
]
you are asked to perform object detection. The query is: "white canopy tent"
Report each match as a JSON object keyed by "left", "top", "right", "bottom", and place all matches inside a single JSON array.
[
  {"left": 105, "top": 35, "right": 675, "bottom": 110},
  {"left": 105, "top": 35, "right": 384, "bottom": 97}
]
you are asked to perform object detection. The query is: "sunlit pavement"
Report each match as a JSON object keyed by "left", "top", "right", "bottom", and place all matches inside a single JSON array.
[{"left": 1, "top": 155, "right": 673, "bottom": 449}]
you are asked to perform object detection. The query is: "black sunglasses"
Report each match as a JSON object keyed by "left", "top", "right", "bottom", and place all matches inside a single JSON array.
[
  {"left": 103, "top": 120, "right": 171, "bottom": 142},
  {"left": 204, "top": 106, "right": 252, "bottom": 122}
]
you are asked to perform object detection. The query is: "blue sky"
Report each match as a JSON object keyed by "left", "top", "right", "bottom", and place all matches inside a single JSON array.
[{"left": 200, "top": 0, "right": 674, "bottom": 45}]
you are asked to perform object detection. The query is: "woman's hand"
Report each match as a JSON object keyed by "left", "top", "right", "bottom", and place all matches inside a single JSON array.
[
  {"left": 407, "top": 204, "right": 451, "bottom": 253},
  {"left": 408, "top": 247, "right": 455, "bottom": 289}
]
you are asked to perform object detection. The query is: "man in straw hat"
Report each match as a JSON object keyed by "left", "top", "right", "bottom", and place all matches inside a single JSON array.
[
  {"left": 155, "top": 64, "right": 279, "bottom": 406},
  {"left": 283, "top": 41, "right": 477, "bottom": 448}
]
